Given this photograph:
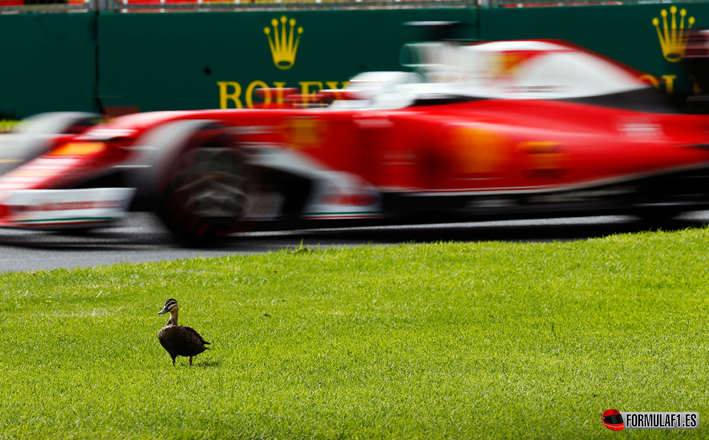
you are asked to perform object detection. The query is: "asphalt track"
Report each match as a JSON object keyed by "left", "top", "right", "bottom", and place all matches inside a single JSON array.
[{"left": 0, "top": 211, "right": 708, "bottom": 272}]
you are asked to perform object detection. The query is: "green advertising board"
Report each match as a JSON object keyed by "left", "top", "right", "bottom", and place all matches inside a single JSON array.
[
  {"left": 97, "top": 9, "right": 477, "bottom": 112},
  {"left": 0, "top": 13, "right": 97, "bottom": 119},
  {"left": 1, "top": 4, "right": 708, "bottom": 118}
]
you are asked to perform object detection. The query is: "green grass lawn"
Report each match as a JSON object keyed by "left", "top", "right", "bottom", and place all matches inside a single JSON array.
[{"left": 1, "top": 228, "right": 709, "bottom": 439}]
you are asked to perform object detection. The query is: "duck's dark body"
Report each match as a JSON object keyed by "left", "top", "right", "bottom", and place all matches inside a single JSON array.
[
  {"left": 157, "top": 299, "right": 210, "bottom": 366},
  {"left": 158, "top": 324, "right": 210, "bottom": 359}
]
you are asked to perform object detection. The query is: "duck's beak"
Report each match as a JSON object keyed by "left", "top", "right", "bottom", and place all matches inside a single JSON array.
[{"left": 158, "top": 306, "right": 170, "bottom": 314}]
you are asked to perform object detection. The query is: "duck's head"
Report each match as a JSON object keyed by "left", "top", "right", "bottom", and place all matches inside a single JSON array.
[{"left": 158, "top": 298, "right": 178, "bottom": 315}]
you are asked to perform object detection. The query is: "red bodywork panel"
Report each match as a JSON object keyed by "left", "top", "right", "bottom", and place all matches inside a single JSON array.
[{"left": 97, "top": 99, "right": 709, "bottom": 196}]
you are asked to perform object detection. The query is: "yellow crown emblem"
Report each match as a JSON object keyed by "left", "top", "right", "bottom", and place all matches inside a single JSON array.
[
  {"left": 264, "top": 16, "right": 303, "bottom": 70},
  {"left": 653, "top": 6, "right": 695, "bottom": 63}
]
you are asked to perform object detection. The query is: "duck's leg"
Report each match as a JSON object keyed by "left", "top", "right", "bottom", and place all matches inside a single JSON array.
[
  {"left": 171, "top": 355, "right": 176, "bottom": 366},
  {"left": 189, "top": 356, "right": 193, "bottom": 366}
]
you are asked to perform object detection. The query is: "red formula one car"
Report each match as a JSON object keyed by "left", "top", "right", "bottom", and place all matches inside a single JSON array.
[{"left": 1, "top": 39, "right": 709, "bottom": 241}]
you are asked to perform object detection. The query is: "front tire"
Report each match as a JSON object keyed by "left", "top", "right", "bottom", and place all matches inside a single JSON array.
[
  {"left": 158, "top": 146, "right": 246, "bottom": 242},
  {"left": 150, "top": 123, "right": 248, "bottom": 242}
]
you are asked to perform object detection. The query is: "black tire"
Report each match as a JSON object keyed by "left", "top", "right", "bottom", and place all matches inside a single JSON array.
[{"left": 155, "top": 127, "right": 248, "bottom": 242}]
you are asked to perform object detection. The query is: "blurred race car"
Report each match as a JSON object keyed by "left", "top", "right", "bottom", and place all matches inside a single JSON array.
[{"left": 2, "top": 39, "right": 709, "bottom": 241}]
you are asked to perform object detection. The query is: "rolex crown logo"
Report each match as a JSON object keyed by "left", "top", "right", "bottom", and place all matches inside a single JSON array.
[
  {"left": 653, "top": 6, "right": 695, "bottom": 63},
  {"left": 264, "top": 16, "right": 303, "bottom": 70}
]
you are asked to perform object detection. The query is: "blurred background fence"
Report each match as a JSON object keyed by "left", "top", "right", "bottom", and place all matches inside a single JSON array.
[
  {"left": 0, "top": 0, "right": 707, "bottom": 12},
  {"left": 0, "top": 0, "right": 92, "bottom": 12},
  {"left": 0, "top": 0, "right": 471, "bottom": 12},
  {"left": 490, "top": 0, "right": 709, "bottom": 7},
  {"left": 106, "top": 0, "right": 472, "bottom": 11}
]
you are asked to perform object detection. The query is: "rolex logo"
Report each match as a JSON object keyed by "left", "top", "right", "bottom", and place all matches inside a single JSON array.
[
  {"left": 653, "top": 6, "right": 695, "bottom": 63},
  {"left": 264, "top": 16, "right": 303, "bottom": 70}
]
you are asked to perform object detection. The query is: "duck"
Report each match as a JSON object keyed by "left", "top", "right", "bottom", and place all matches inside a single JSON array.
[{"left": 157, "top": 298, "right": 210, "bottom": 366}]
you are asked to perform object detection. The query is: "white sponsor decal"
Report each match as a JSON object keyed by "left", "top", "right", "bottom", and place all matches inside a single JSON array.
[{"left": 4, "top": 188, "right": 135, "bottom": 227}]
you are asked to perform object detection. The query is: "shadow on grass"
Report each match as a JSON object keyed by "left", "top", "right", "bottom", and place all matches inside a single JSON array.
[{"left": 191, "top": 359, "right": 221, "bottom": 368}]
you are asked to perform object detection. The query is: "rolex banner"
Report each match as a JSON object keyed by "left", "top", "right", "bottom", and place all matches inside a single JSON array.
[
  {"left": 96, "top": 3, "right": 709, "bottom": 113},
  {"left": 97, "top": 9, "right": 476, "bottom": 114},
  {"left": 0, "top": 4, "right": 708, "bottom": 118}
]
